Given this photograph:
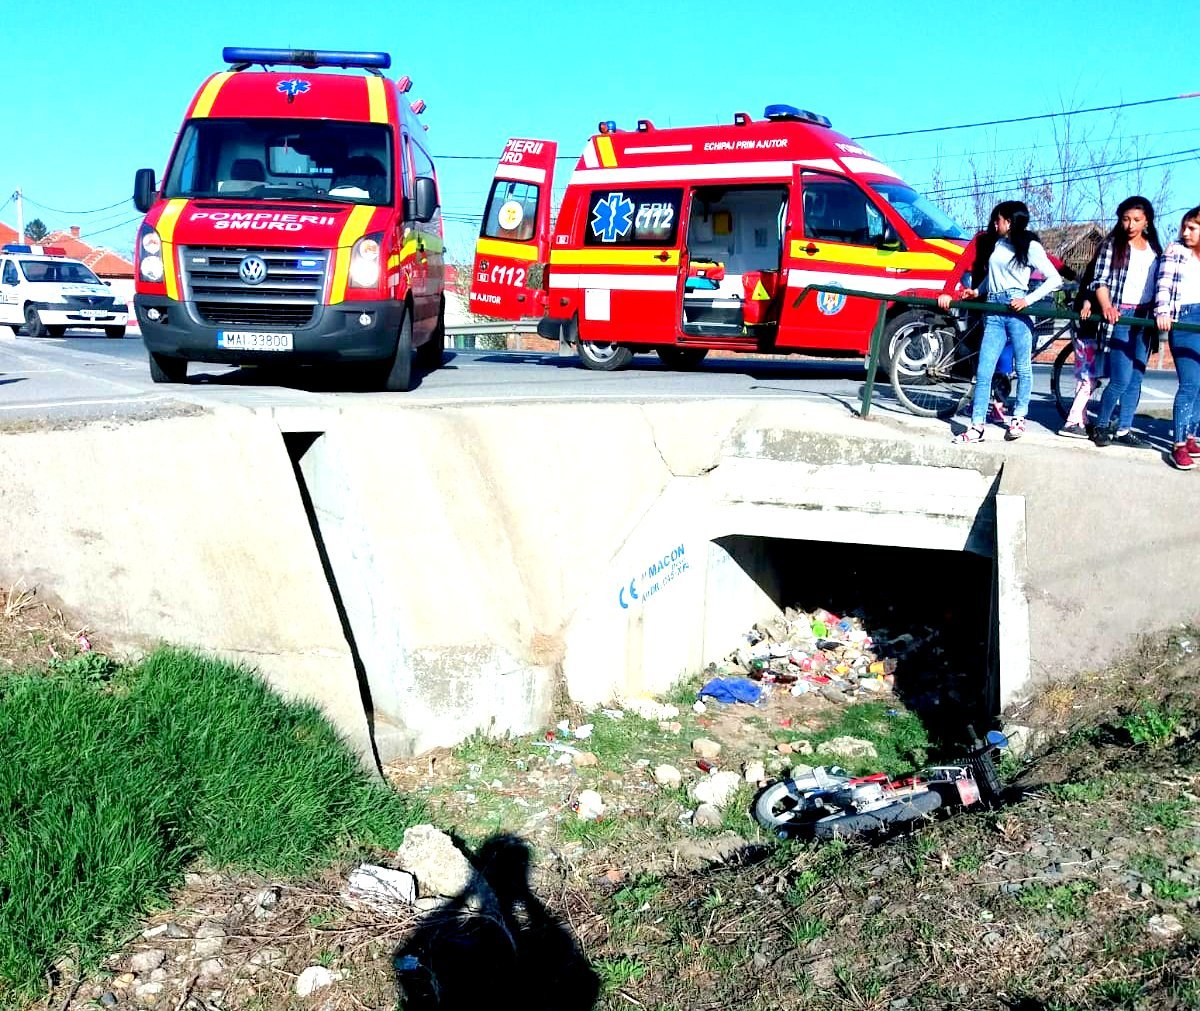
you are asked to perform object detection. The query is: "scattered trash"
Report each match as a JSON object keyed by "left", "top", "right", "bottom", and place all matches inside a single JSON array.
[
  {"left": 576, "top": 789, "right": 605, "bottom": 821},
  {"left": 692, "top": 700, "right": 707, "bottom": 714},
  {"left": 76, "top": 632, "right": 92, "bottom": 651},
  {"left": 619, "top": 697, "right": 680, "bottom": 721},
  {"left": 698, "top": 676, "right": 764, "bottom": 705}
]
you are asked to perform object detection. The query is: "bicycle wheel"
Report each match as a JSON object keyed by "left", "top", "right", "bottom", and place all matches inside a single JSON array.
[
  {"left": 890, "top": 325, "right": 976, "bottom": 419},
  {"left": 1051, "top": 341, "right": 1075, "bottom": 421}
]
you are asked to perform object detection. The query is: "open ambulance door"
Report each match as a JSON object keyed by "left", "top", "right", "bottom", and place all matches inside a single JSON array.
[{"left": 468, "top": 138, "right": 558, "bottom": 320}]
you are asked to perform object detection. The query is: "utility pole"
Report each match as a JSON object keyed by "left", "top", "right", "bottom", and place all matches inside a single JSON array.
[{"left": 13, "top": 188, "right": 23, "bottom": 241}]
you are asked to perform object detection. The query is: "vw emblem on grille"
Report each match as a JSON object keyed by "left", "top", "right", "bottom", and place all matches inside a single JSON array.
[{"left": 238, "top": 255, "right": 268, "bottom": 285}]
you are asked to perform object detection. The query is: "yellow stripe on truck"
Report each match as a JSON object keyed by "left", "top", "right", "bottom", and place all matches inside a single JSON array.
[
  {"left": 192, "top": 72, "right": 233, "bottom": 118},
  {"left": 475, "top": 238, "right": 538, "bottom": 262},
  {"left": 789, "top": 240, "right": 954, "bottom": 271},
  {"left": 366, "top": 76, "right": 387, "bottom": 124},
  {"left": 329, "top": 205, "right": 377, "bottom": 304},
  {"left": 550, "top": 248, "right": 679, "bottom": 266},
  {"left": 596, "top": 135, "right": 617, "bottom": 167},
  {"left": 156, "top": 199, "right": 189, "bottom": 301}
]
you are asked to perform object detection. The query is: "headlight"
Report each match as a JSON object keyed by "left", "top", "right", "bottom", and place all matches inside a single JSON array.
[
  {"left": 139, "top": 225, "right": 164, "bottom": 283},
  {"left": 348, "top": 233, "right": 381, "bottom": 288}
]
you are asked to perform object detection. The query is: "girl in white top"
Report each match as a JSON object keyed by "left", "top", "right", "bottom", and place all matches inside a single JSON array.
[
  {"left": 938, "top": 200, "right": 1062, "bottom": 442},
  {"left": 1090, "top": 196, "right": 1163, "bottom": 448}
]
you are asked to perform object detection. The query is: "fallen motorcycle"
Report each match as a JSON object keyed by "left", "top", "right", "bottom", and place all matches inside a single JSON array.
[{"left": 751, "top": 729, "right": 1008, "bottom": 839}]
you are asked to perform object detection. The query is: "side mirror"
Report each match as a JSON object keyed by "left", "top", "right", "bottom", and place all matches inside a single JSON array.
[
  {"left": 410, "top": 176, "right": 438, "bottom": 223},
  {"left": 133, "top": 168, "right": 157, "bottom": 214},
  {"left": 876, "top": 223, "right": 902, "bottom": 250},
  {"left": 104, "top": 280, "right": 112, "bottom": 286}
]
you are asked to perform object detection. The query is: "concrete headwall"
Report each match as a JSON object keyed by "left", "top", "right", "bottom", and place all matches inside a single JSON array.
[{"left": 3, "top": 400, "right": 1197, "bottom": 765}]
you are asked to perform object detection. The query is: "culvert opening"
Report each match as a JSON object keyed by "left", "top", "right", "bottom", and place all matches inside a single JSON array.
[{"left": 713, "top": 534, "right": 995, "bottom": 751}]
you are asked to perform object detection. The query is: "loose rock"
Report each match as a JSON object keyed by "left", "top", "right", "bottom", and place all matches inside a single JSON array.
[
  {"left": 653, "top": 764, "right": 682, "bottom": 788},
  {"left": 691, "top": 771, "right": 742, "bottom": 810},
  {"left": 192, "top": 923, "right": 225, "bottom": 958},
  {"left": 295, "top": 966, "right": 338, "bottom": 997},
  {"left": 132, "top": 982, "right": 163, "bottom": 1007},
  {"left": 693, "top": 804, "right": 723, "bottom": 828},
  {"left": 396, "top": 825, "right": 473, "bottom": 898},
  {"left": 129, "top": 950, "right": 166, "bottom": 974},
  {"left": 816, "top": 736, "right": 878, "bottom": 760},
  {"left": 1147, "top": 914, "right": 1184, "bottom": 938},
  {"left": 345, "top": 863, "right": 417, "bottom": 911},
  {"left": 743, "top": 760, "right": 766, "bottom": 784},
  {"left": 571, "top": 751, "right": 599, "bottom": 768},
  {"left": 691, "top": 738, "right": 722, "bottom": 760}
]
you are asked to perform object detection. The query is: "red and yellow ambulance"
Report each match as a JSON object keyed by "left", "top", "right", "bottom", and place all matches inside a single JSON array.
[
  {"left": 133, "top": 48, "right": 443, "bottom": 391},
  {"left": 470, "top": 105, "right": 967, "bottom": 371}
]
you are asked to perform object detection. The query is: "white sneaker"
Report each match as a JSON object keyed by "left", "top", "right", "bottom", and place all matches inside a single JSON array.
[{"left": 953, "top": 425, "right": 985, "bottom": 444}]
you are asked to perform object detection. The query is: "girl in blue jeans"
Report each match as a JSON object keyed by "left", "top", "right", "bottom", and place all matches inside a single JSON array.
[
  {"left": 939, "top": 201, "right": 1062, "bottom": 443},
  {"left": 1155, "top": 205, "right": 1200, "bottom": 470},
  {"left": 1090, "top": 196, "right": 1163, "bottom": 448}
]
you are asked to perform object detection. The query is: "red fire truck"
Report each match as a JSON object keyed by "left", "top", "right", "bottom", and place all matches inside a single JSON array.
[
  {"left": 133, "top": 47, "right": 444, "bottom": 391},
  {"left": 470, "top": 105, "right": 968, "bottom": 372}
]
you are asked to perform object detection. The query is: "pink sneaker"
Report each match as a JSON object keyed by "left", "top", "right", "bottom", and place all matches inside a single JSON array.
[
  {"left": 988, "top": 401, "right": 1007, "bottom": 426},
  {"left": 1187, "top": 436, "right": 1200, "bottom": 456},
  {"left": 1171, "top": 444, "right": 1196, "bottom": 471}
]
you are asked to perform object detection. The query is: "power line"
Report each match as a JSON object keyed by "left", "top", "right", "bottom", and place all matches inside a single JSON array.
[
  {"left": 886, "top": 125, "right": 1200, "bottom": 167},
  {"left": 21, "top": 195, "right": 131, "bottom": 215},
  {"left": 81, "top": 216, "right": 141, "bottom": 241},
  {"left": 857, "top": 91, "right": 1200, "bottom": 140}
]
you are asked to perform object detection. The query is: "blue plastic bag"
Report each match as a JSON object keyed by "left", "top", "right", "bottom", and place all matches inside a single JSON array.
[{"left": 698, "top": 676, "right": 763, "bottom": 705}]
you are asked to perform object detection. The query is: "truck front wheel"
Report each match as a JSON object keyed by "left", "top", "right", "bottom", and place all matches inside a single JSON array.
[
  {"left": 379, "top": 309, "right": 414, "bottom": 392},
  {"left": 148, "top": 351, "right": 187, "bottom": 383},
  {"left": 577, "top": 340, "right": 633, "bottom": 371}
]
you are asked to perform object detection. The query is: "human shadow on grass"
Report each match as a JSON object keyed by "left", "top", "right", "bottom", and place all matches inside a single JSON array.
[{"left": 393, "top": 833, "right": 599, "bottom": 1011}]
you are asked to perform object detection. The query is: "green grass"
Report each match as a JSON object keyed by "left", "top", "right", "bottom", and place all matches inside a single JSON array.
[
  {"left": 1016, "top": 880, "right": 1097, "bottom": 919},
  {"left": 593, "top": 955, "right": 646, "bottom": 994},
  {"left": 786, "top": 917, "right": 826, "bottom": 946},
  {"left": 1047, "top": 780, "right": 1107, "bottom": 803},
  {"left": 1121, "top": 702, "right": 1182, "bottom": 748},
  {"left": 0, "top": 647, "right": 425, "bottom": 1003},
  {"left": 805, "top": 701, "right": 931, "bottom": 775}
]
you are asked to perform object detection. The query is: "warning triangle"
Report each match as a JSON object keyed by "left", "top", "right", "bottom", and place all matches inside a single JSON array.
[{"left": 752, "top": 281, "right": 770, "bottom": 301}]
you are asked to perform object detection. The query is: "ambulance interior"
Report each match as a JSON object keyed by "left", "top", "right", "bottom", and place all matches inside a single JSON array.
[{"left": 682, "top": 185, "right": 787, "bottom": 336}]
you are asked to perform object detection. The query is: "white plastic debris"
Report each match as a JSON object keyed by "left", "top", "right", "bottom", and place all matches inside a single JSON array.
[{"left": 576, "top": 789, "right": 605, "bottom": 820}]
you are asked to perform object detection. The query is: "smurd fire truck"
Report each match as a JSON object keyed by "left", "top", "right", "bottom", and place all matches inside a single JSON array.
[
  {"left": 470, "top": 105, "right": 967, "bottom": 371},
  {"left": 133, "top": 48, "right": 444, "bottom": 391}
]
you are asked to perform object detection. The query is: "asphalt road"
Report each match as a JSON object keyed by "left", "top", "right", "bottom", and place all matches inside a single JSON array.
[{"left": 0, "top": 329, "right": 1179, "bottom": 432}]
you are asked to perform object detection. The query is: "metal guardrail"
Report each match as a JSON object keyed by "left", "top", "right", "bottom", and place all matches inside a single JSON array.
[
  {"left": 445, "top": 321, "right": 539, "bottom": 337},
  {"left": 789, "top": 284, "right": 1200, "bottom": 419}
]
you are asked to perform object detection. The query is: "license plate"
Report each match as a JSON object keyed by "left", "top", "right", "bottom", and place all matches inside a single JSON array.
[
  {"left": 217, "top": 330, "right": 294, "bottom": 351},
  {"left": 78, "top": 309, "right": 106, "bottom": 318},
  {"left": 956, "top": 777, "right": 981, "bottom": 806}
]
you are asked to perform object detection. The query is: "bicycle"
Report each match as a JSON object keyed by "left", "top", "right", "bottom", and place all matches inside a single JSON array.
[{"left": 889, "top": 290, "right": 1090, "bottom": 422}]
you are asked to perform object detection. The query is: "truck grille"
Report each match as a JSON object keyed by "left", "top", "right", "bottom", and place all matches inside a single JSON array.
[{"left": 180, "top": 246, "right": 329, "bottom": 328}]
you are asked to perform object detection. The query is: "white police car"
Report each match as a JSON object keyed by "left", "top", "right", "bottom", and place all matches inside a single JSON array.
[{"left": 0, "top": 244, "right": 128, "bottom": 337}]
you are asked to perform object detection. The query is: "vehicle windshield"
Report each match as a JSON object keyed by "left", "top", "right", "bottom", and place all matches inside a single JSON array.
[
  {"left": 163, "top": 118, "right": 393, "bottom": 206},
  {"left": 872, "top": 183, "right": 966, "bottom": 240},
  {"left": 20, "top": 260, "right": 102, "bottom": 284}
]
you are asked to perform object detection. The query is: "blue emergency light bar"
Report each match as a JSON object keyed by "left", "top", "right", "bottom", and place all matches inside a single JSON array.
[
  {"left": 2, "top": 244, "right": 32, "bottom": 253},
  {"left": 223, "top": 48, "right": 392, "bottom": 70},
  {"left": 764, "top": 104, "right": 832, "bottom": 128}
]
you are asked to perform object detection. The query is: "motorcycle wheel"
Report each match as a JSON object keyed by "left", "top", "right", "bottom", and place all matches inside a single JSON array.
[
  {"left": 812, "top": 790, "right": 942, "bottom": 839},
  {"left": 752, "top": 780, "right": 822, "bottom": 835}
]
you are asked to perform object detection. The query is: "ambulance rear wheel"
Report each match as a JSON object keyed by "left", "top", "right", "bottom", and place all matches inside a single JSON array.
[
  {"left": 577, "top": 340, "right": 633, "bottom": 371},
  {"left": 880, "top": 309, "right": 947, "bottom": 376},
  {"left": 106, "top": 326, "right": 126, "bottom": 339},
  {"left": 24, "top": 305, "right": 47, "bottom": 338},
  {"left": 656, "top": 347, "right": 708, "bottom": 370}
]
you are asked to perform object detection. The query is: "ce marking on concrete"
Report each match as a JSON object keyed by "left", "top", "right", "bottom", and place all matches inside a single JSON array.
[{"left": 618, "top": 578, "right": 639, "bottom": 609}]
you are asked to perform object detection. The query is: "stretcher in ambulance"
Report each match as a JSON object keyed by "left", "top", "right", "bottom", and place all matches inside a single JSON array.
[
  {"left": 132, "top": 47, "right": 445, "bottom": 391},
  {"left": 470, "top": 105, "right": 968, "bottom": 371}
]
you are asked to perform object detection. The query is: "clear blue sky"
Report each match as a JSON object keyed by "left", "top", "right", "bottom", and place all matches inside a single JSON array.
[{"left": 3, "top": 0, "right": 1197, "bottom": 261}]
